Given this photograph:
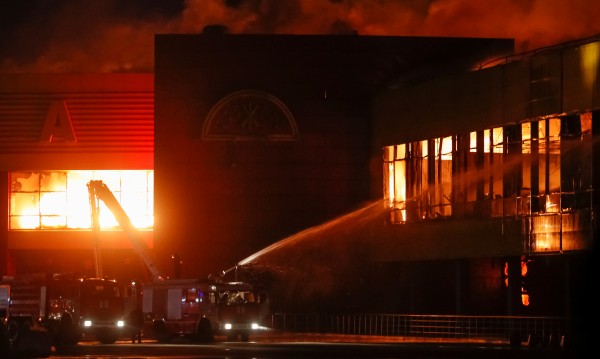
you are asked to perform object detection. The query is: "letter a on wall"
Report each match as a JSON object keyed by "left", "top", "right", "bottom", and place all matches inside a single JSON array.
[{"left": 39, "top": 100, "right": 77, "bottom": 142}]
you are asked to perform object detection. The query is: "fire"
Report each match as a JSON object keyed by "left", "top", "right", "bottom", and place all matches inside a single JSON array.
[
  {"left": 521, "top": 256, "right": 530, "bottom": 306},
  {"left": 10, "top": 170, "right": 153, "bottom": 230},
  {"left": 503, "top": 257, "right": 531, "bottom": 306}
]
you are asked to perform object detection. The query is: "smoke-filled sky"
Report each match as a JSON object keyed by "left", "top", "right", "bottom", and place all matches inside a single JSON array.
[{"left": 1, "top": 0, "right": 599, "bottom": 73}]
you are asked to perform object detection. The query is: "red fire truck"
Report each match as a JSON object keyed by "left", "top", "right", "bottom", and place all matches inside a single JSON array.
[
  {"left": 142, "top": 278, "right": 268, "bottom": 342},
  {"left": 87, "top": 180, "right": 269, "bottom": 342},
  {"left": 0, "top": 273, "right": 133, "bottom": 346}
]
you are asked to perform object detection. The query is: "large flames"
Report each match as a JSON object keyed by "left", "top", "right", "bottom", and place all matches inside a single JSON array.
[{"left": 10, "top": 170, "right": 153, "bottom": 230}]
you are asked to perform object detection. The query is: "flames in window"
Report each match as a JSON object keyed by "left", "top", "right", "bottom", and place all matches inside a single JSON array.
[
  {"left": 9, "top": 170, "right": 153, "bottom": 230},
  {"left": 503, "top": 256, "right": 530, "bottom": 307}
]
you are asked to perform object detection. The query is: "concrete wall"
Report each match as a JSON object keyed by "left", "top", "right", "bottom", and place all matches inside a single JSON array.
[{"left": 153, "top": 34, "right": 514, "bottom": 278}]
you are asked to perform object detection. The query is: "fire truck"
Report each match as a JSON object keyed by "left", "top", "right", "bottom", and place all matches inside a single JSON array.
[
  {"left": 87, "top": 180, "right": 269, "bottom": 342},
  {"left": 141, "top": 277, "right": 268, "bottom": 342},
  {"left": 0, "top": 273, "right": 131, "bottom": 346}
]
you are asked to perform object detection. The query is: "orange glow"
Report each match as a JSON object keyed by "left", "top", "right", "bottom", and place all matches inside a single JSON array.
[
  {"left": 521, "top": 292, "right": 530, "bottom": 306},
  {"left": 520, "top": 257, "right": 530, "bottom": 306},
  {"left": 521, "top": 122, "right": 531, "bottom": 154},
  {"left": 492, "top": 127, "right": 503, "bottom": 153},
  {"left": 10, "top": 170, "right": 153, "bottom": 230},
  {"left": 470, "top": 128, "right": 498, "bottom": 154},
  {"left": 436, "top": 137, "right": 453, "bottom": 160},
  {"left": 387, "top": 162, "right": 395, "bottom": 206},
  {"left": 521, "top": 257, "right": 528, "bottom": 277},
  {"left": 504, "top": 259, "right": 531, "bottom": 306},
  {"left": 581, "top": 112, "right": 592, "bottom": 133},
  {"left": 581, "top": 42, "right": 599, "bottom": 91},
  {"left": 394, "top": 161, "right": 407, "bottom": 209},
  {"left": 383, "top": 144, "right": 408, "bottom": 222},
  {"left": 469, "top": 131, "right": 477, "bottom": 152},
  {"left": 3, "top": 0, "right": 600, "bottom": 74}
]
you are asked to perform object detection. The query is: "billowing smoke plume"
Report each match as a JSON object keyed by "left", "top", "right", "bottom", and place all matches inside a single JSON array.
[{"left": 1, "top": 0, "right": 599, "bottom": 73}]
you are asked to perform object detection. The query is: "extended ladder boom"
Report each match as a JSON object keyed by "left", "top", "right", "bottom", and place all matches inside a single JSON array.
[{"left": 88, "top": 180, "right": 163, "bottom": 281}]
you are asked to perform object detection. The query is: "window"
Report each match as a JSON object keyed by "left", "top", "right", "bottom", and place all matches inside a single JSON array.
[
  {"left": 9, "top": 170, "right": 153, "bottom": 230},
  {"left": 185, "top": 288, "right": 198, "bottom": 303},
  {"left": 434, "top": 136, "right": 453, "bottom": 217},
  {"left": 383, "top": 136, "right": 453, "bottom": 223},
  {"left": 383, "top": 113, "right": 593, "bottom": 228},
  {"left": 383, "top": 144, "right": 407, "bottom": 223}
]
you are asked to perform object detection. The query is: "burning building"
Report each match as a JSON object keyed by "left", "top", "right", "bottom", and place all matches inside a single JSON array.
[
  {"left": 0, "top": 32, "right": 598, "bottom": 320},
  {"left": 225, "top": 34, "right": 599, "bottom": 318},
  {"left": 0, "top": 74, "right": 154, "bottom": 280},
  {"left": 366, "top": 34, "right": 600, "bottom": 317}
]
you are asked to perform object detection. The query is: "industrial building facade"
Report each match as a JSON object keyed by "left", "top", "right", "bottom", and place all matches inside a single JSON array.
[
  {"left": 0, "top": 74, "right": 154, "bottom": 279},
  {"left": 1, "top": 34, "right": 597, "bottom": 318},
  {"left": 369, "top": 35, "right": 599, "bottom": 316}
]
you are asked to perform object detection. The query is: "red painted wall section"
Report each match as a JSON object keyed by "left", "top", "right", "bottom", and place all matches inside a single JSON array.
[
  {"left": 0, "top": 73, "right": 154, "bottom": 170},
  {"left": 0, "top": 73, "right": 154, "bottom": 276}
]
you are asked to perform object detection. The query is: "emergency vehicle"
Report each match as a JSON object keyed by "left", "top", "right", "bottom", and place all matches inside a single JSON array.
[
  {"left": 142, "top": 278, "right": 268, "bottom": 342},
  {"left": 0, "top": 273, "right": 131, "bottom": 346},
  {"left": 87, "top": 180, "right": 269, "bottom": 342}
]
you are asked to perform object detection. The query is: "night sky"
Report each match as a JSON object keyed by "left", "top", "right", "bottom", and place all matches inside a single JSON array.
[{"left": 1, "top": 0, "right": 600, "bottom": 73}]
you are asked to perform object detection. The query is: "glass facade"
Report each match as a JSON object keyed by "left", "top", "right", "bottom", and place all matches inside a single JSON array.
[{"left": 383, "top": 113, "right": 594, "bottom": 252}]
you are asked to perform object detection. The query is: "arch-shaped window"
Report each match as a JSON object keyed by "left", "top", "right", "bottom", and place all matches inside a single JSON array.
[{"left": 202, "top": 90, "right": 298, "bottom": 141}]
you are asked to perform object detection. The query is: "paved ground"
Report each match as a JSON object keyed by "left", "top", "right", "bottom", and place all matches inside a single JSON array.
[{"left": 247, "top": 331, "right": 508, "bottom": 344}]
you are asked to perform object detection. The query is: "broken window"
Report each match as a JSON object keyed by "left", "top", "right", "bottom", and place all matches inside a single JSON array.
[
  {"left": 383, "top": 112, "right": 593, "bottom": 229},
  {"left": 9, "top": 170, "right": 154, "bottom": 230}
]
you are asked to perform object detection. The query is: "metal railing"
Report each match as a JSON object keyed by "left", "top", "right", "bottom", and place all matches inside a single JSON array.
[{"left": 270, "top": 313, "right": 566, "bottom": 344}]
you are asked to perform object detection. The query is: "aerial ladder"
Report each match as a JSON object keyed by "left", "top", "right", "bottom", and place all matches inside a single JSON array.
[
  {"left": 87, "top": 180, "right": 267, "bottom": 342},
  {"left": 87, "top": 180, "right": 163, "bottom": 281}
]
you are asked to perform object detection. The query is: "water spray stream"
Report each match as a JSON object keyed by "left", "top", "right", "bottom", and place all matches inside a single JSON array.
[{"left": 237, "top": 200, "right": 385, "bottom": 267}]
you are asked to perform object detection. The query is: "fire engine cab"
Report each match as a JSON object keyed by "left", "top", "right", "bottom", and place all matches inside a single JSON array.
[
  {"left": 0, "top": 273, "right": 131, "bottom": 346},
  {"left": 142, "top": 278, "right": 268, "bottom": 342}
]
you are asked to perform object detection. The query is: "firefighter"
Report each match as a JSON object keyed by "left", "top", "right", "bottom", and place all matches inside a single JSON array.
[{"left": 129, "top": 308, "right": 143, "bottom": 344}]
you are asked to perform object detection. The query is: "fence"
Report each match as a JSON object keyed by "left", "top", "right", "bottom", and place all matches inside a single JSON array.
[{"left": 270, "top": 313, "right": 566, "bottom": 345}]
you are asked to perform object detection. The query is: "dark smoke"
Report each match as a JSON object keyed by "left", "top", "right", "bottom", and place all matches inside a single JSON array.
[{"left": 1, "top": 0, "right": 600, "bottom": 73}]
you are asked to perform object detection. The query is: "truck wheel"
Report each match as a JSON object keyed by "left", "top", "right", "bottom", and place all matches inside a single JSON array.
[
  {"left": 97, "top": 331, "right": 118, "bottom": 344},
  {"left": 196, "top": 319, "right": 213, "bottom": 343},
  {"left": 152, "top": 321, "right": 171, "bottom": 343},
  {"left": 58, "top": 314, "right": 80, "bottom": 345}
]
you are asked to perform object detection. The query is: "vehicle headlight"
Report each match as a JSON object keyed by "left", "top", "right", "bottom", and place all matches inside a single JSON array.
[
  {"left": 117, "top": 320, "right": 125, "bottom": 327},
  {"left": 251, "top": 323, "right": 259, "bottom": 330},
  {"left": 83, "top": 320, "right": 92, "bottom": 327},
  {"left": 224, "top": 323, "right": 232, "bottom": 330}
]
